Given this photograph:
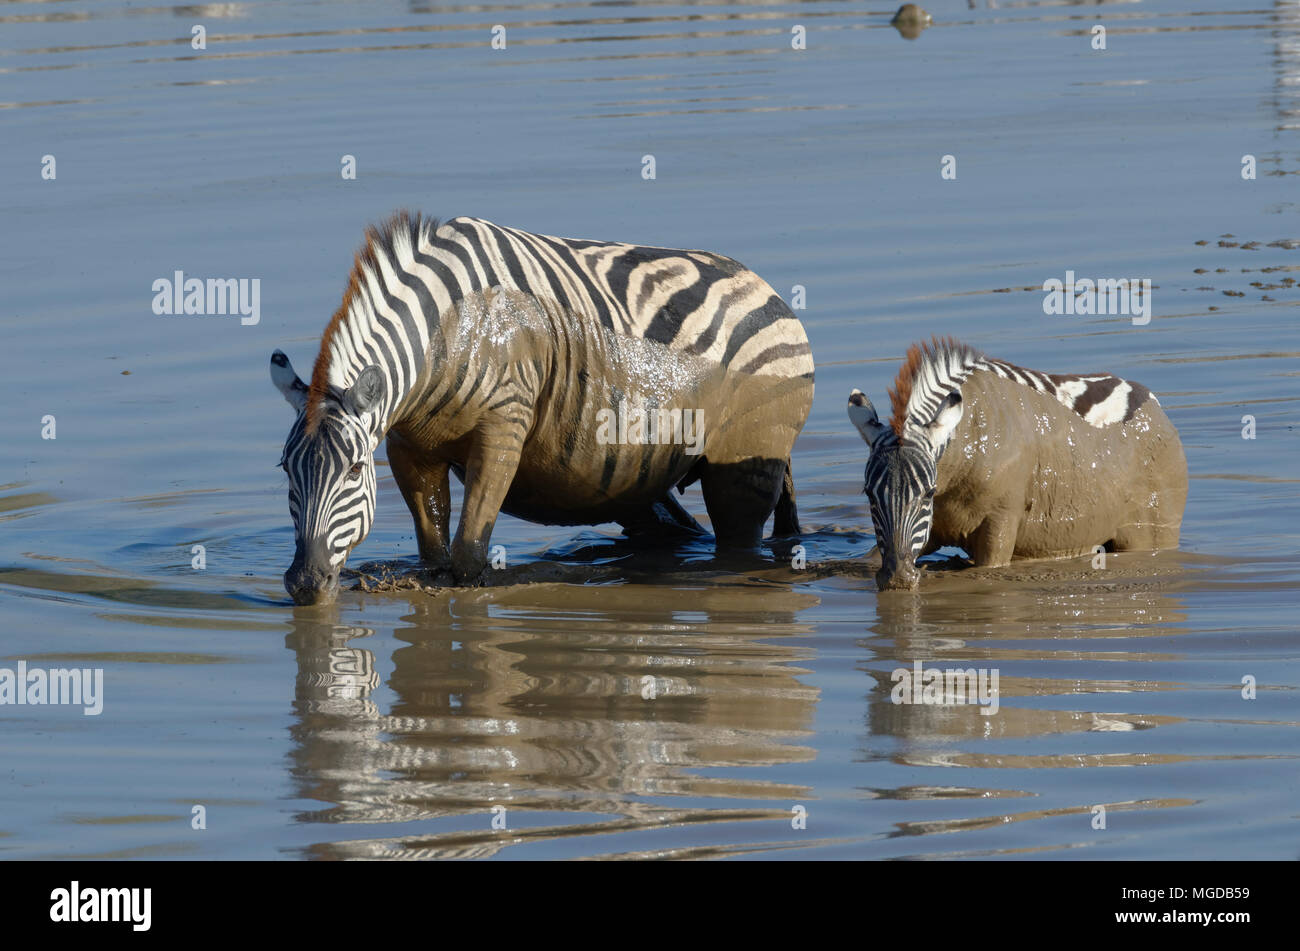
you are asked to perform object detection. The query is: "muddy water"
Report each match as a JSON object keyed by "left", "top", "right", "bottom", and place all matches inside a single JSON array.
[{"left": 2, "top": 0, "right": 1298, "bottom": 859}]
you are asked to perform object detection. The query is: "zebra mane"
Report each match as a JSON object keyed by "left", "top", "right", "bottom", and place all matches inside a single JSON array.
[
  {"left": 306, "top": 210, "right": 440, "bottom": 433},
  {"left": 888, "top": 336, "right": 984, "bottom": 439},
  {"left": 887, "top": 336, "right": 1156, "bottom": 441}
]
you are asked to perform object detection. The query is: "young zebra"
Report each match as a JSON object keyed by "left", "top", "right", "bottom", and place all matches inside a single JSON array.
[
  {"left": 271, "top": 213, "right": 814, "bottom": 604},
  {"left": 847, "top": 337, "right": 1187, "bottom": 591}
]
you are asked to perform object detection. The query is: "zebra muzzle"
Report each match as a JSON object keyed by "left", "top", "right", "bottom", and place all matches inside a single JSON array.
[
  {"left": 285, "top": 546, "right": 340, "bottom": 605},
  {"left": 876, "top": 554, "right": 921, "bottom": 592}
]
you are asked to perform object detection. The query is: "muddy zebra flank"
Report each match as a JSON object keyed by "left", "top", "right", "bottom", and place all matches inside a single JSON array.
[
  {"left": 847, "top": 337, "right": 1187, "bottom": 591},
  {"left": 272, "top": 212, "right": 814, "bottom": 604}
]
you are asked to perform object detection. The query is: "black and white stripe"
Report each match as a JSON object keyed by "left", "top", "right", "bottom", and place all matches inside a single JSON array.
[
  {"left": 317, "top": 214, "right": 814, "bottom": 414},
  {"left": 898, "top": 340, "right": 1154, "bottom": 437},
  {"left": 278, "top": 400, "right": 377, "bottom": 571},
  {"left": 862, "top": 435, "right": 936, "bottom": 561}
]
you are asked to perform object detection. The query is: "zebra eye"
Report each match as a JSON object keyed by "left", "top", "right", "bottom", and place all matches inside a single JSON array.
[{"left": 348, "top": 462, "right": 365, "bottom": 478}]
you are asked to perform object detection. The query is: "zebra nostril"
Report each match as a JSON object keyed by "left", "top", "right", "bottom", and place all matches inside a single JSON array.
[{"left": 284, "top": 555, "right": 341, "bottom": 603}]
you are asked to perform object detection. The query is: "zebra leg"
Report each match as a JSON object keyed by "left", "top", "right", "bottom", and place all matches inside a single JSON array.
[
  {"left": 1112, "top": 513, "right": 1173, "bottom": 552},
  {"left": 968, "top": 506, "right": 1021, "bottom": 567},
  {"left": 700, "top": 456, "right": 785, "bottom": 549},
  {"left": 451, "top": 418, "right": 528, "bottom": 584},
  {"left": 387, "top": 434, "right": 452, "bottom": 571},
  {"left": 772, "top": 458, "right": 801, "bottom": 537},
  {"left": 617, "top": 493, "right": 707, "bottom": 539},
  {"left": 1114, "top": 471, "right": 1186, "bottom": 552}
]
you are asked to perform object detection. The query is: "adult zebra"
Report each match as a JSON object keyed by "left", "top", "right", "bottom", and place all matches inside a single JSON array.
[{"left": 272, "top": 213, "right": 814, "bottom": 604}]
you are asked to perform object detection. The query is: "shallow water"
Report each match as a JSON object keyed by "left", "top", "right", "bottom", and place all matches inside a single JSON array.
[{"left": 2, "top": 0, "right": 1298, "bottom": 859}]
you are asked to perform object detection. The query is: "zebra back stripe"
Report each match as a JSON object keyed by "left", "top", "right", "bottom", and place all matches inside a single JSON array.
[
  {"left": 306, "top": 212, "right": 813, "bottom": 436},
  {"left": 888, "top": 336, "right": 1157, "bottom": 438}
]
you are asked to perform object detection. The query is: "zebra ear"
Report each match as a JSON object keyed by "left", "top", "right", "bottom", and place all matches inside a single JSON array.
[
  {"left": 923, "top": 391, "right": 964, "bottom": 447},
  {"left": 344, "top": 365, "right": 385, "bottom": 416},
  {"left": 848, "top": 389, "right": 888, "bottom": 448},
  {"left": 270, "top": 350, "right": 309, "bottom": 412}
]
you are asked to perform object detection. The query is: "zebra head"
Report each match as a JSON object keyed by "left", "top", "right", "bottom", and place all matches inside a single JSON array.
[
  {"left": 271, "top": 350, "right": 384, "bottom": 605},
  {"left": 847, "top": 387, "right": 963, "bottom": 591}
]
